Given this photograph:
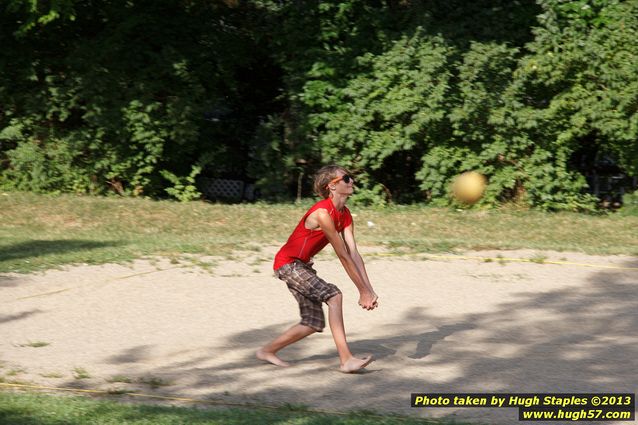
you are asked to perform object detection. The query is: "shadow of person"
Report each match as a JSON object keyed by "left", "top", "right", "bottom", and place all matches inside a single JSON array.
[
  {"left": 409, "top": 323, "right": 476, "bottom": 359},
  {"left": 300, "top": 322, "right": 476, "bottom": 362}
]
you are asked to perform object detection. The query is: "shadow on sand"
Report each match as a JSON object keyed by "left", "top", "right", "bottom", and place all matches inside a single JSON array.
[{"left": 59, "top": 258, "right": 638, "bottom": 423}]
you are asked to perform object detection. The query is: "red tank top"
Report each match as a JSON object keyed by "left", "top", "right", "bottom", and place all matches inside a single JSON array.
[{"left": 273, "top": 198, "right": 353, "bottom": 270}]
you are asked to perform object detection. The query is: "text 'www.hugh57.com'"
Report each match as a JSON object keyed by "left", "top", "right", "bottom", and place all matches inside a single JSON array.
[{"left": 411, "top": 393, "right": 635, "bottom": 422}]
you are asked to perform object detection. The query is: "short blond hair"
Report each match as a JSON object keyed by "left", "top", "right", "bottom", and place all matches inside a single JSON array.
[{"left": 313, "top": 164, "right": 351, "bottom": 198}]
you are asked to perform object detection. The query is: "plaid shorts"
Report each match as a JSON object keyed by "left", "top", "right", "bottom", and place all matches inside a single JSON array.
[{"left": 275, "top": 260, "right": 341, "bottom": 332}]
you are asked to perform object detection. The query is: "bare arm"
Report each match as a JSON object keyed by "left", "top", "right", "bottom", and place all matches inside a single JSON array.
[
  {"left": 342, "top": 222, "right": 378, "bottom": 306},
  {"left": 312, "top": 209, "right": 377, "bottom": 310}
]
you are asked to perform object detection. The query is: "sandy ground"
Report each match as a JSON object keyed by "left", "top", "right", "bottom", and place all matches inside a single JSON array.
[{"left": 1, "top": 247, "right": 637, "bottom": 424}]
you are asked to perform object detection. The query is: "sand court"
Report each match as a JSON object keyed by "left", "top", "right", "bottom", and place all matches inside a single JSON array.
[{"left": 1, "top": 249, "right": 636, "bottom": 424}]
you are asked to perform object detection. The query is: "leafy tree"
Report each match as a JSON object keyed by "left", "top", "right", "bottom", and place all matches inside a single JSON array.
[
  {"left": 1, "top": 0, "right": 280, "bottom": 198},
  {"left": 1, "top": 0, "right": 635, "bottom": 209},
  {"left": 499, "top": 0, "right": 638, "bottom": 209}
]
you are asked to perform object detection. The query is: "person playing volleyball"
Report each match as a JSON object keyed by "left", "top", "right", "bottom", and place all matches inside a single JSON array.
[{"left": 257, "top": 164, "right": 379, "bottom": 373}]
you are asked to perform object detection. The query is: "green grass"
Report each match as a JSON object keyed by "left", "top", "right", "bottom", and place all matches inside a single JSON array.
[
  {"left": 106, "top": 375, "right": 132, "bottom": 384},
  {"left": 19, "top": 341, "right": 50, "bottom": 348},
  {"left": 1, "top": 191, "right": 636, "bottom": 273},
  {"left": 5, "top": 369, "right": 26, "bottom": 377},
  {"left": 528, "top": 253, "right": 548, "bottom": 264},
  {"left": 72, "top": 368, "right": 91, "bottom": 380},
  {"left": 39, "top": 372, "right": 64, "bottom": 379},
  {"left": 0, "top": 391, "right": 463, "bottom": 425}
]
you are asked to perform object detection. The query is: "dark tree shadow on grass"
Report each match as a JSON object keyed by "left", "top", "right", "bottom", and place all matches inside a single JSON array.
[{"left": 0, "top": 240, "right": 124, "bottom": 266}]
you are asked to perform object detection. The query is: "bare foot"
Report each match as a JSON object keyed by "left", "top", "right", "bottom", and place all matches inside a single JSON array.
[
  {"left": 339, "top": 355, "right": 373, "bottom": 373},
  {"left": 256, "top": 349, "right": 290, "bottom": 367}
]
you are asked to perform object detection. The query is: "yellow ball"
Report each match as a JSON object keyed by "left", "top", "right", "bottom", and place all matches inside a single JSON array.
[{"left": 452, "top": 171, "right": 487, "bottom": 204}]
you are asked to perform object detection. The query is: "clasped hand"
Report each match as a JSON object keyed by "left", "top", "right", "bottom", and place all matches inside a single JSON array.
[{"left": 358, "top": 291, "right": 379, "bottom": 310}]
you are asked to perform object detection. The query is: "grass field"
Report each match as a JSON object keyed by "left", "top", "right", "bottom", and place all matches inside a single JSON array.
[
  {"left": 2, "top": 191, "right": 635, "bottom": 423},
  {"left": 0, "top": 391, "right": 453, "bottom": 425},
  {"left": 1, "top": 191, "right": 637, "bottom": 273}
]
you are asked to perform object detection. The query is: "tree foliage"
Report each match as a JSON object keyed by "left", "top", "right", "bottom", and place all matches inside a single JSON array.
[
  {"left": 1, "top": 0, "right": 279, "bottom": 196},
  {"left": 1, "top": 0, "right": 636, "bottom": 210}
]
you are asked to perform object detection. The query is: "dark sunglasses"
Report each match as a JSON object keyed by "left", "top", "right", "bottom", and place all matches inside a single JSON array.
[{"left": 326, "top": 174, "right": 354, "bottom": 188}]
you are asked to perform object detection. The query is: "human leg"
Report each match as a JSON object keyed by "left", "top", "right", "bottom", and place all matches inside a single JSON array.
[
  {"left": 257, "top": 324, "right": 315, "bottom": 367},
  {"left": 258, "top": 263, "right": 325, "bottom": 366},
  {"left": 326, "top": 293, "right": 373, "bottom": 373},
  {"left": 326, "top": 293, "right": 352, "bottom": 363},
  {"left": 262, "top": 261, "right": 371, "bottom": 371}
]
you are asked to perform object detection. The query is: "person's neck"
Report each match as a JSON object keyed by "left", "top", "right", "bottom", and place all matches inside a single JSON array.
[{"left": 330, "top": 194, "right": 349, "bottom": 211}]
